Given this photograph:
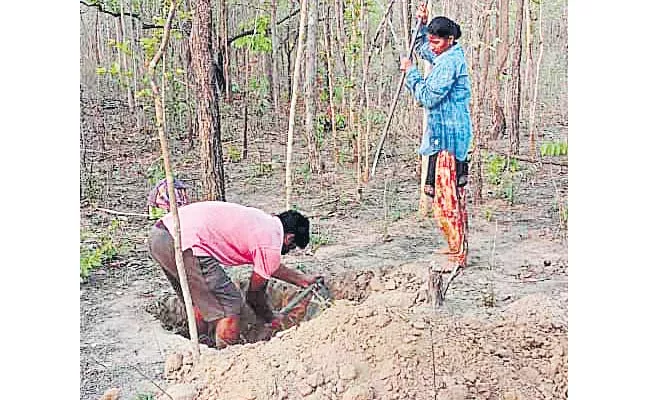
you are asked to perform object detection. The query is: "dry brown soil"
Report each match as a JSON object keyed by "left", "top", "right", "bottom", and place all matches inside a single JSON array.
[{"left": 80, "top": 103, "right": 568, "bottom": 400}]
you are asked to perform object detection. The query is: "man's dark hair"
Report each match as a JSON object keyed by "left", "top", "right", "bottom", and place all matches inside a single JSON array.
[
  {"left": 427, "top": 16, "right": 462, "bottom": 40},
  {"left": 278, "top": 210, "right": 310, "bottom": 248}
]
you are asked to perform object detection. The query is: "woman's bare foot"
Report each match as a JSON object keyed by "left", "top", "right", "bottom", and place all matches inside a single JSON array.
[{"left": 433, "top": 247, "right": 452, "bottom": 255}]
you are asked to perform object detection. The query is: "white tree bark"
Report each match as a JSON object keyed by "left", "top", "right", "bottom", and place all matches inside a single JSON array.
[{"left": 285, "top": 0, "right": 309, "bottom": 210}]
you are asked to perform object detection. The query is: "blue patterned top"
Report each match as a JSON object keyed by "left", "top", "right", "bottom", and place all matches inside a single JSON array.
[{"left": 404, "top": 26, "right": 473, "bottom": 161}]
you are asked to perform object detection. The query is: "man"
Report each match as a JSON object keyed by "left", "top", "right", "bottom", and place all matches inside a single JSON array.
[{"left": 148, "top": 201, "right": 319, "bottom": 348}]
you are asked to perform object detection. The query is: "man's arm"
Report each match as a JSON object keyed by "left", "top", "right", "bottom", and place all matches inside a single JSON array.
[
  {"left": 246, "top": 271, "right": 274, "bottom": 322},
  {"left": 245, "top": 264, "right": 321, "bottom": 323},
  {"left": 271, "top": 263, "right": 319, "bottom": 288}
]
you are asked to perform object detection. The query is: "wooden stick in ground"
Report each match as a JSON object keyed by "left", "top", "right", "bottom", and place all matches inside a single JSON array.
[
  {"left": 147, "top": 1, "right": 200, "bottom": 356},
  {"left": 370, "top": 18, "right": 423, "bottom": 178},
  {"left": 285, "top": 0, "right": 309, "bottom": 210}
]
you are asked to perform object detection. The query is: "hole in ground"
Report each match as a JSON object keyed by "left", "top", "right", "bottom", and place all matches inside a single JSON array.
[{"left": 145, "top": 269, "right": 377, "bottom": 345}]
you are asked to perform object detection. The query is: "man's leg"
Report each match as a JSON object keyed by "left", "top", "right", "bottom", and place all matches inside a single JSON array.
[
  {"left": 196, "top": 256, "right": 244, "bottom": 345},
  {"left": 148, "top": 224, "right": 221, "bottom": 338}
]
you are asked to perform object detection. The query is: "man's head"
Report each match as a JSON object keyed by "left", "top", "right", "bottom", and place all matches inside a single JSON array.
[{"left": 277, "top": 210, "right": 310, "bottom": 255}]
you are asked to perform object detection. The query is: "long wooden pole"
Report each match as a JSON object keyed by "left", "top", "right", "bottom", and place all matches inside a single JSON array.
[
  {"left": 148, "top": 1, "right": 200, "bottom": 356},
  {"left": 370, "top": 17, "right": 423, "bottom": 178}
]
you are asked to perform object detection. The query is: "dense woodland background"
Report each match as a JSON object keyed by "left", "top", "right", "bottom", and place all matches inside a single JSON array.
[{"left": 79, "top": 0, "right": 568, "bottom": 211}]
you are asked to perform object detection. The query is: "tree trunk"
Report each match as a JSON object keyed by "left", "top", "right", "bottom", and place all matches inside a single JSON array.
[
  {"left": 322, "top": 5, "right": 338, "bottom": 166},
  {"left": 285, "top": 0, "right": 309, "bottom": 210},
  {"left": 418, "top": 1, "right": 433, "bottom": 216},
  {"left": 271, "top": 0, "right": 280, "bottom": 116},
  {"left": 243, "top": 49, "right": 249, "bottom": 160},
  {"left": 401, "top": 0, "right": 410, "bottom": 52},
  {"left": 490, "top": 0, "right": 509, "bottom": 141},
  {"left": 529, "top": 0, "right": 544, "bottom": 159},
  {"left": 524, "top": 0, "right": 534, "bottom": 115},
  {"left": 191, "top": 0, "right": 226, "bottom": 201},
  {"left": 360, "top": 0, "right": 370, "bottom": 183},
  {"left": 220, "top": 0, "right": 231, "bottom": 102},
  {"left": 509, "top": 0, "right": 525, "bottom": 155},
  {"left": 115, "top": 15, "right": 135, "bottom": 112},
  {"left": 304, "top": 0, "right": 319, "bottom": 174}
]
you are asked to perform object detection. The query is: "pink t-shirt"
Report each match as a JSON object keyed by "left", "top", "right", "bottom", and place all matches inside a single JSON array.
[{"left": 161, "top": 201, "right": 283, "bottom": 279}]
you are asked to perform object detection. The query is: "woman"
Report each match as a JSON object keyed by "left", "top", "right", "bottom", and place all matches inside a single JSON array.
[{"left": 400, "top": 6, "right": 472, "bottom": 270}]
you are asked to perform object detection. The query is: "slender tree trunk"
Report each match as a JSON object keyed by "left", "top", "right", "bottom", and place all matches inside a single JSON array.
[
  {"left": 243, "top": 49, "right": 249, "bottom": 160},
  {"left": 271, "top": 0, "right": 280, "bottom": 116},
  {"left": 118, "top": 0, "right": 135, "bottom": 112},
  {"left": 191, "top": 0, "right": 226, "bottom": 201},
  {"left": 360, "top": 0, "right": 371, "bottom": 182},
  {"left": 286, "top": 0, "right": 309, "bottom": 210},
  {"left": 305, "top": 0, "right": 319, "bottom": 173},
  {"left": 379, "top": 22, "right": 387, "bottom": 106},
  {"left": 148, "top": 1, "right": 200, "bottom": 357},
  {"left": 510, "top": 0, "right": 525, "bottom": 155},
  {"left": 94, "top": 9, "right": 101, "bottom": 65},
  {"left": 184, "top": 43, "right": 195, "bottom": 147},
  {"left": 220, "top": 0, "right": 231, "bottom": 102},
  {"left": 490, "top": 0, "right": 509, "bottom": 141},
  {"left": 419, "top": 1, "right": 433, "bottom": 216},
  {"left": 529, "top": 0, "right": 544, "bottom": 159},
  {"left": 335, "top": 0, "right": 348, "bottom": 118},
  {"left": 401, "top": 0, "right": 409, "bottom": 52},
  {"left": 473, "top": 1, "right": 495, "bottom": 205},
  {"left": 524, "top": 0, "right": 534, "bottom": 115},
  {"left": 322, "top": 5, "right": 338, "bottom": 166}
]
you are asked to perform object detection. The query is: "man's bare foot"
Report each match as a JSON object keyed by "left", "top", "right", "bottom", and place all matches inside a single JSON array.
[{"left": 433, "top": 247, "right": 452, "bottom": 255}]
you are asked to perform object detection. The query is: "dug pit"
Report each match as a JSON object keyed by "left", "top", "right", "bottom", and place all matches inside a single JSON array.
[{"left": 145, "top": 269, "right": 377, "bottom": 345}]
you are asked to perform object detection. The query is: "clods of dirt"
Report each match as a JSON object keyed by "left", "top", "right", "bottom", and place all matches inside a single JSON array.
[{"left": 151, "top": 265, "right": 567, "bottom": 400}]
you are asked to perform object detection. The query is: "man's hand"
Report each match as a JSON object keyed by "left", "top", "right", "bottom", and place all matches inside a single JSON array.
[
  {"left": 272, "top": 263, "right": 323, "bottom": 289},
  {"left": 416, "top": 2, "right": 428, "bottom": 23},
  {"left": 246, "top": 272, "right": 274, "bottom": 322},
  {"left": 297, "top": 273, "right": 323, "bottom": 288},
  {"left": 400, "top": 57, "right": 413, "bottom": 72}
]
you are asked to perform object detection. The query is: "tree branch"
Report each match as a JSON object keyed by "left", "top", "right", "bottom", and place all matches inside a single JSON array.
[
  {"left": 80, "top": 0, "right": 161, "bottom": 29},
  {"left": 227, "top": 7, "right": 300, "bottom": 45},
  {"left": 82, "top": 1, "right": 301, "bottom": 45}
]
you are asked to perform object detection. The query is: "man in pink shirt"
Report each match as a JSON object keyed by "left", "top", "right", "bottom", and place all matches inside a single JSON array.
[{"left": 148, "top": 201, "right": 319, "bottom": 347}]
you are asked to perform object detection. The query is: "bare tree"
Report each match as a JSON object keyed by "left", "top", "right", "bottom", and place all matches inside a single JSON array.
[
  {"left": 304, "top": 0, "right": 320, "bottom": 173},
  {"left": 220, "top": 0, "right": 231, "bottom": 102},
  {"left": 285, "top": 0, "right": 309, "bottom": 210},
  {"left": 270, "top": 0, "right": 280, "bottom": 116},
  {"left": 322, "top": 4, "right": 338, "bottom": 166},
  {"left": 191, "top": 0, "right": 226, "bottom": 201},
  {"left": 509, "top": 0, "right": 525, "bottom": 155},
  {"left": 490, "top": 0, "right": 509, "bottom": 140},
  {"left": 529, "top": 0, "right": 544, "bottom": 159}
]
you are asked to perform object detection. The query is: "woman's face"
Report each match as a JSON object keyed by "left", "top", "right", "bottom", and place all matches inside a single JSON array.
[{"left": 428, "top": 35, "right": 454, "bottom": 55}]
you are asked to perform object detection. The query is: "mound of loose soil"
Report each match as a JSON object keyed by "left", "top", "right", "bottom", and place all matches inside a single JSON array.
[{"left": 158, "top": 265, "right": 567, "bottom": 400}]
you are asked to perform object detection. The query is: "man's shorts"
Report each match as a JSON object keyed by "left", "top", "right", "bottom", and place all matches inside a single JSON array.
[{"left": 148, "top": 222, "right": 243, "bottom": 322}]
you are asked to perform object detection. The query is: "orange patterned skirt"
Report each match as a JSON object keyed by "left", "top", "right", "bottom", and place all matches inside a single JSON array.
[{"left": 425, "top": 151, "right": 468, "bottom": 268}]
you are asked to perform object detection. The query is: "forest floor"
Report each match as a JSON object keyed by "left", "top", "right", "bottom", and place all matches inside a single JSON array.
[{"left": 80, "top": 100, "right": 568, "bottom": 400}]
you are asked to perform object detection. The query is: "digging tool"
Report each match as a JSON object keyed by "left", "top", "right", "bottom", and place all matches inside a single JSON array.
[
  {"left": 370, "top": 18, "right": 424, "bottom": 178},
  {"left": 278, "top": 277, "right": 333, "bottom": 317}
]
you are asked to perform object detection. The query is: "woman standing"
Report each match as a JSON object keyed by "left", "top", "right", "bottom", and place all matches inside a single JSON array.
[{"left": 400, "top": 5, "right": 472, "bottom": 270}]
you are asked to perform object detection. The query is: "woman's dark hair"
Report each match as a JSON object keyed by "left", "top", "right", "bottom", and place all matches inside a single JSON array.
[
  {"left": 427, "top": 16, "right": 462, "bottom": 40},
  {"left": 278, "top": 210, "right": 310, "bottom": 248}
]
